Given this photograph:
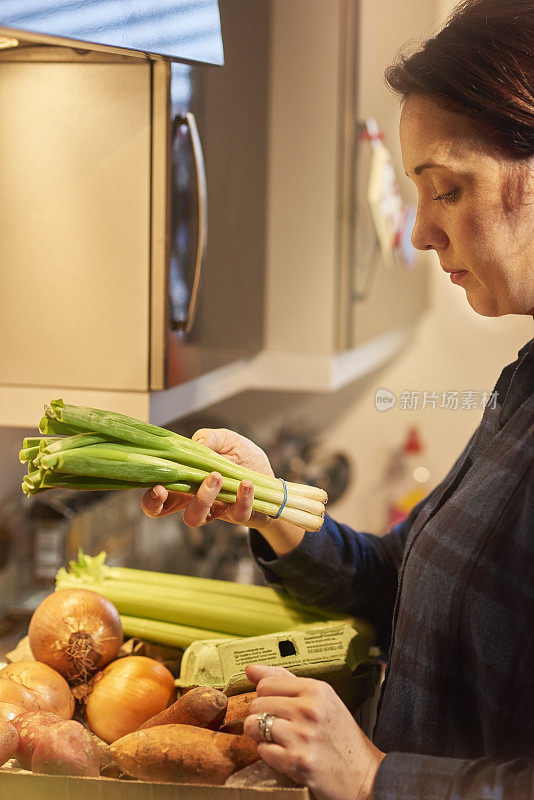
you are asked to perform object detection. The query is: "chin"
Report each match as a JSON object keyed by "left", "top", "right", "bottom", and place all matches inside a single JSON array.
[
  {"left": 466, "top": 291, "right": 529, "bottom": 317},
  {"left": 465, "top": 293, "right": 501, "bottom": 317}
]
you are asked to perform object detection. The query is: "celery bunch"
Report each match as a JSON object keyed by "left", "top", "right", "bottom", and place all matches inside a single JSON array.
[
  {"left": 20, "top": 400, "right": 327, "bottom": 531},
  {"left": 55, "top": 551, "right": 374, "bottom": 647}
]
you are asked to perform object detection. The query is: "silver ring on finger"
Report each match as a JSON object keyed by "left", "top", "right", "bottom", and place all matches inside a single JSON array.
[{"left": 257, "top": 712, "right": 277, "bottom": 743}]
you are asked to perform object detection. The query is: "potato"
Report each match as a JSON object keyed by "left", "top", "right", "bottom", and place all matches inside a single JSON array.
[
  {"left": 12, "top": 710, "right": 62, "bottom": 769},
  {"left": 138, "top": 686, "right": 228, "bottom": 731},
  {"left": 31, "top": 720, "right": 99, "bottom": 777},
  {"left": 220, "top": 691, "right": 257, "bottom": 734},
  {"left": 110, "top": 723, "right": 259, "bottom": 784},
  {"left": 0, "top": 721, "right": 18, "bottom": 767}
]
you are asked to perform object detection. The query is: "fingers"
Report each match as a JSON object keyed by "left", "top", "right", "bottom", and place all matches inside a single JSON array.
[
  {"left": 245, "top": 663, "right": 298, "bottom": 690},
  {"left": 243, "top": 712, "right": 293, "bottom": 746},
  {"left": 223, "top": 480, "right": 255, "bottom": 524},
  {"left": 249, "top": 695, "right": 298, "bottom": 720},
  {"left": 140, "top": 485, "right": 168, "bottom": 518},
  {"left": 182, "top": 472, "right": 223, "bottom": 527},
  {"left": 192, "top": 427, "right": 275, "bottom": 477},
  {"left": 192, "top": 428, "right": 238, "bottom": 458},
  {"left": 141, "top": 474, "right": 256, "bottom": 528},
  {"left": 243, "top": 711, "right": 315, "bottom": 785}
]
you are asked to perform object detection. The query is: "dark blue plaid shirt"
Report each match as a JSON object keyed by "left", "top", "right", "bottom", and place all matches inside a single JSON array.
[{"left": 250, "top": 336, "right": 534, "bottom": 799}]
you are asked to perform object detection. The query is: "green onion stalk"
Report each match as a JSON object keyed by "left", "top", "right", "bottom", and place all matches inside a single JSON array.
[{"left": 20, "top": 400, "right": 328, "bottom": 531}]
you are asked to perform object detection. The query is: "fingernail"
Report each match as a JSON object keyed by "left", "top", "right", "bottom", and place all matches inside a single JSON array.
[
  {"left": 150, "top": 488, "right": 159, "bottom": 499},
  {"left": 243, "top": 481, "right": 253, "bottom": 492},
  {"left": 207, "top": 474, "right": 220, "bottom": 489}
]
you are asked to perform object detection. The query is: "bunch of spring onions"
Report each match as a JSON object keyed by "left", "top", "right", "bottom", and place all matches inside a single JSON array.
[
  {"left": 55, "top": 551, "right": 374, "bottom": 648},
  {"left": 20, "top": 399, "right": 327, "bottom": 532}
]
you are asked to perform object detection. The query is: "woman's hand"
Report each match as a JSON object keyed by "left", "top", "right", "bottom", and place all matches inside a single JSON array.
[
  {"left": 140, "top": 428, "right": 274, "bottom": 529},
  {"left": 243, "top": 664, "right": 386, "bottom": 800}
]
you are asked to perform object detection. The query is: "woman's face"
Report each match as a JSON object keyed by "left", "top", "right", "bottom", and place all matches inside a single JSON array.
[{"left": 400, "top": 95, "right": 534, "bottom": 317}]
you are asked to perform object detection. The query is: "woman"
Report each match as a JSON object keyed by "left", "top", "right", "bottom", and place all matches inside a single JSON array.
[{"left": 142, "top": 0, "right": 534, "bottom": 797}]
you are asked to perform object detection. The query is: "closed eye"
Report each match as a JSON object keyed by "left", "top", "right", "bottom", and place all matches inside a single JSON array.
[{"left": 433, "top": 188, "right": 459, "bottom": 204}]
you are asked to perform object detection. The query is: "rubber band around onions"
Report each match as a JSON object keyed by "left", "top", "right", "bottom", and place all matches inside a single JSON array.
[{"left": 28, "top": 588, "right": 123, "bottom": 684}]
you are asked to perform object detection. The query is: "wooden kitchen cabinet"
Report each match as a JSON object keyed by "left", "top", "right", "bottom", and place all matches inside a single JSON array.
[
  {"left": 256, "top": 0, "right": 429, "bottom": 391},
  {"left": 0, "top": 56, "right": 152, "bottom": 394}
]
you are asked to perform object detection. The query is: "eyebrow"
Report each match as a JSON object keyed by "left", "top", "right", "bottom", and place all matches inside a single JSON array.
[
  {"left": 413, "top": 161, "right": 444, "bottom": 175},
  {"left": 405, "top": 160, "right": 475, "bottom": 179}
]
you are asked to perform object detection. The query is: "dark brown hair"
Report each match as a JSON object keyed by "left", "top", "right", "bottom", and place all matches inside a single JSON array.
[{"left": 385, "top": 0, "right": 534, "bottom": 160}]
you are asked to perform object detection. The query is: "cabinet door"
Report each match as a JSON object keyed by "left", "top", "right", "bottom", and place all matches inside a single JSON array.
[{"left": 0, "top": 61, "right": 151, "bottom": 391}]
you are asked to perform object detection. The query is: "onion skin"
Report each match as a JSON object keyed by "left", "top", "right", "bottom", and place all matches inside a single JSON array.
[
  {"left": 0, "top": 703, "right": 27, "bottom": 724},
  {"left": 1, "top": 661, "right": 74, "bottom": 720},
  {"left": 0, "top": 678, "right": 40, "bottom": 712},
  {"left": 28, "top": 588, "right": 123, "bottom": 684},
  {"left": 85, "top": 656, "right": 176, "bottom": 744}
]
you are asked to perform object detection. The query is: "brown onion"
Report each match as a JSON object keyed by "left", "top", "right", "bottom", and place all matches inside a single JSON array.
[
  {"left": 28, "top": 588, "right": 123, "bottom": 684},
  {"left": 0, "top": 678, "right": 40, "bottom": 711},
  {"left": 0, "top": 702, "right": 27, "bottom": 723},
  {"left": 1, "top": 661, "right": 74, "bottom": 720},
  {"left": 85, "top": 656, "right": 176, "bottom": 743}
]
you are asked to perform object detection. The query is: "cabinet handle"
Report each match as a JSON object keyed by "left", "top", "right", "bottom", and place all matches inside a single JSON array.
[{"left": 174, "top": 112, "right": 207, "bottom": 334}]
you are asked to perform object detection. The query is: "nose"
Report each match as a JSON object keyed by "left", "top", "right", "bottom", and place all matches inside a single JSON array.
[{"left": 411, "top": 202, "right": 449, "bottom": 251}]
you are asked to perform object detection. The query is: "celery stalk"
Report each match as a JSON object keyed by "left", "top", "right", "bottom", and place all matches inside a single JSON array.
[{"left": 119, "top": 615, "right": 236, "bottom": 647}]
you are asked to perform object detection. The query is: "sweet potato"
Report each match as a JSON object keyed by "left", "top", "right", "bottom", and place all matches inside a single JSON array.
[
  {"left": 219, "top": 691, "right": 257, "bottom": 734},
  {"left": 31, "top": 720, "right": 99, "bottom": 777},
  {"left": 110, "top": 723, "right": 259, "bottom": 784},
  {"left": 0, "top": 721, "right": 18, "bottom": 766},
  {"left": 88, "top": 731, "right": 116, "bottom": 773},
  {"left": 138, "top": 686, "right": 228, "bottom": 731},
  {"left": 12, "top": 710, "right": 62, "bottom": 769}
]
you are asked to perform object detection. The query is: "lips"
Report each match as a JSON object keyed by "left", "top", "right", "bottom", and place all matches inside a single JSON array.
[{"left": 448, "top": 269, "right": 468, "bottom": 285}]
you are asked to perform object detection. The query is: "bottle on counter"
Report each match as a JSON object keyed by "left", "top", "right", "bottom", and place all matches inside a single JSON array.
[{"left": 383, "top": 427, "right": 430, "bottom": 532}]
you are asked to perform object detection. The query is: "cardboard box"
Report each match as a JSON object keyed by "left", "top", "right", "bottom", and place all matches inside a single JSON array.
[{"left": 0, "top": 762, "right": 312, "bottom": 799}]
